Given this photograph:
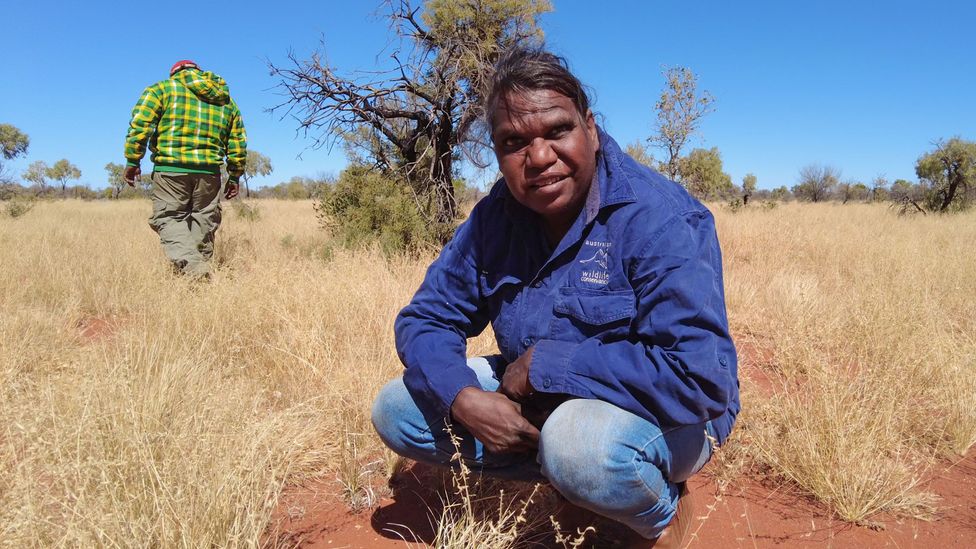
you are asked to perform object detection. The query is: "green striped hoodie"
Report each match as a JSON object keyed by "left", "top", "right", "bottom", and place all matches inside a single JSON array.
[{"left": 125, "top": 69, "right": 247, "bottom": 181}]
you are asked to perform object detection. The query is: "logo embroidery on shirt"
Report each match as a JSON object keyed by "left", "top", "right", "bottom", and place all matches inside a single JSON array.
[
  {"left": 579, "top": 248, "right": 609, "bottom": 270},
  {"left": 579, "top": 240, "right": 611, "bottom": 285}
]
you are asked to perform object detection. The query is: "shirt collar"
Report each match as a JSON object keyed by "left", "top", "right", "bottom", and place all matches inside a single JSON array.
[{"left": 586, "top": 127, "right": 638, "bottom": 223}]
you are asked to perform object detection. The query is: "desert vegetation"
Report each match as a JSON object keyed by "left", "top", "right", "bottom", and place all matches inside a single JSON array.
[
  {"left": 1, "top": 198, "right": 973, "bottom": 546},
  {"left": 1, "top": 1, "right": 974, "bottom": 544}
]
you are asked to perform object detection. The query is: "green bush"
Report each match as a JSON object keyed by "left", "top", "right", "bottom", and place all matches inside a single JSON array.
[
  {"left": 4, "top": 196, "right": 35, "bottom": 218},
  {"left": 316, "top": 166, "right": 439, "bottom": 255},
  {"left": 727, "top": 197, "right": 744, "bottom": 213}
]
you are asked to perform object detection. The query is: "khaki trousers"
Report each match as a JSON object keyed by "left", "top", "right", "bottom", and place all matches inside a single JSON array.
[{"left": 148, "top": 172, "right": 223, "bottom": 276}]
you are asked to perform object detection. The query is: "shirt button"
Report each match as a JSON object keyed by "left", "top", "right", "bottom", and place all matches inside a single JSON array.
[
  {"left": 543, "top": 378, "right": 551, "bottom": 389},
  {"left": 719, "top": 357, "right": 728, "bottom": 366},
  {"left": 522, "top": 337, "right": 533, "bottom": 347}
]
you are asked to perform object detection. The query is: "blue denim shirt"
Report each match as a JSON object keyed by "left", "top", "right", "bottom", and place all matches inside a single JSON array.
[{"left": 395, "top": 129, "right": 740, "bottom": 443}]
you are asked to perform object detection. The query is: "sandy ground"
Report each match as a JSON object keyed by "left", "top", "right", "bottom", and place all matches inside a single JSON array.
[
  {"left": 263, "top": 338, "right": 975, "bottom": 548},
  {"left": 75, "top": 319, "right": 975, "bottom": 547},
  {"left": 264, "top": 448, "right": 975, "bottom": 548}
]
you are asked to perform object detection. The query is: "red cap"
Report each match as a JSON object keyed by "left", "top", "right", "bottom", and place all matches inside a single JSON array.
[{"left": 169, "top": 60, "right": 199, "bottom": 76}]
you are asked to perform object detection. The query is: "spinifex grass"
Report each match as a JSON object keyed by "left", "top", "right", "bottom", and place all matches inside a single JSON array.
[
  {"left": 717, "top": 201, "right": 976, "bottom": 521},
  {"left": 0, "top": 199, "right": 420, "bottom": 545},
  {"left": 429, "top": 429, "right": 552, "bottom": 548},
  {"left": 0, "top": 199, "right": 972, "bottom": 546}
]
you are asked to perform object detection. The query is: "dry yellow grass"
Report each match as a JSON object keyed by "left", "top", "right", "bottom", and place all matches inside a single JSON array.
[
  {"left": 717, "top": 201, "right": 976, "bottom": 521},
  {"left": 0, "top": 198, "right": 973, "bottom": 546},
  {"left": 0, "top": 199, "right": 428, "bottom": 546}
]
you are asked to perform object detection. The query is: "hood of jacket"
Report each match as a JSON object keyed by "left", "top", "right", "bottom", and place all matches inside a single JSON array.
[{"left": 173, "top": 69, "right": 230, "bottom": 105}]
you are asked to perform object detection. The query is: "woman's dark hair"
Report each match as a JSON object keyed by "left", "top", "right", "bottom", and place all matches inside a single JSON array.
[{"left": 485, "top": 47, "right": 592, "bottom": 126}]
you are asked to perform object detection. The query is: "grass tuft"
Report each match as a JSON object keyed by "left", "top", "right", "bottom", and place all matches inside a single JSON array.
[{"left": 0, "top": 199, "right": 972, "bottom": 545}]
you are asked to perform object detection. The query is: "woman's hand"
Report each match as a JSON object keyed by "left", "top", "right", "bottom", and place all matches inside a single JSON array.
[
  {"left": 450, "top": 387, "right": 540, "bottom": 454},
  {"left": 499, "top": 346, "right": 535, "bottom": 402}
]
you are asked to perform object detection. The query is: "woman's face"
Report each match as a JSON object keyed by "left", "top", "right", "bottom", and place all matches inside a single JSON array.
[{"left": 491, "top": 89, "right": 599, "bottom": 235}]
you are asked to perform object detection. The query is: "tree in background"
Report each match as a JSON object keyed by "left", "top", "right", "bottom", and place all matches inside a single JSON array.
[
  {"left": 0, "top": 124, "right": 30, "bottom": 183},
  {"left": 677, "top": 147, "right": 732, "bottom": 200},
  {"left": 741, "top": 173, "right": 757, "bottom": 205},
  {"left": 770, "top": 186, "right": 791, "bottom": 201},
  {"left": 625, "top": 140, "right": 655, "bottom": 168},
  {"left": 792, "top": 164, "right": 840, "bottom": 202},
  {"left": 22, "top": 160, "right": 49, "bottom": 190},
  {"left": 105, "top": 163, "right": 151, "bottom": 199},
  {"left": 836, "top": 181, "right": 852, "bottom": 203},
  {"left": 242, "top": 150, "right": 273, "bottom": 198},
  {"left": 837, "top": 180, "right": 869, "bottom": 203},
  {"left": 850, "top": 182, "right": 870, "bottom": 202},
  {"left": 47, "top": 159, "right": 82, "bottom": 197},
  {"left": 104, "top": 162, "right": 126, "bottom": 199},
  {"left": 870, "top": 175, "right": 889, "bottom": 202},
  {"left": 258, "top": 175, "right": 330, "bottom": 199},
  {"left": 132, "top": 174, "right": 153, "bottom": 198},
  {"left": 272, "top": 0, "right": 551, "bottom": 242},
  {"left": 915, "top": 137, "right": 976, "bottom": 212},
  {"left": 887, "top": 178, "right": 927, "bottom": 214},
  {"left": 647, "top": 67, "right": 715, "bottom": 181},
  {"left": 889, "top": 179, "right": 916, "bottom": 201}
]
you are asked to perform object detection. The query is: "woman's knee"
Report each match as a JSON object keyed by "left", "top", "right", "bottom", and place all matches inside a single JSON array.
[
  {"left": 539, "top": 400, "right": 626, "bottom": 503},
  {"left": 371, "top": 377, "right": 421, "bottom": 453},
  {"left": 538, "top": 400, "right": 677, "bottom": 512}
]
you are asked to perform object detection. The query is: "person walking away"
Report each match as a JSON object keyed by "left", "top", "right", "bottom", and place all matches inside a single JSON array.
[{"left": 123, "top": 60, "right": 246, "bottom": 278}]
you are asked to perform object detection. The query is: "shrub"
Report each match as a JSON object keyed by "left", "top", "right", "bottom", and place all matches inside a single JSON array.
[
  {"left": 4, "top": 196, "right": 35, "bottom": 218},
  {"left": 316, "top": 165, "right": 441, "bottom": 254},
  {"left": 727, "top": 197, "right": 743, "bottom": 213},
  {"left": 232, "top": 200, "right": 261, "bottom": 222},
  {"left": 0, "top": 182, "right": 24, "bottom": 201}
]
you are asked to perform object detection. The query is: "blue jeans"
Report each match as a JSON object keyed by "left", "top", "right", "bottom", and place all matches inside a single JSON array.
[{"left": 371, "top": 356, "right": 716, "bottom": 539}]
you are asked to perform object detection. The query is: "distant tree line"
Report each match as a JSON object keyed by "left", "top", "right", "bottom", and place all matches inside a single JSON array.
[
  {"left": 625, "top": 66, "right": 976, "bottom": 213},
  {"left": 4, "top": 0, "right": 974, "bottom": 233}
]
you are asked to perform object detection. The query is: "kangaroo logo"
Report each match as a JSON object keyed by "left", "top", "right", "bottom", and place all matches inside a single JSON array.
[{"left": 579, "top": 248, "right": 609, "bottom": 270}]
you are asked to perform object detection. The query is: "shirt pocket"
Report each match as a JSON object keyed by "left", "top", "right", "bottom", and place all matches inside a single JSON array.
[
  {"left": 478, "top": 271, "right": 522, "bottom": 298},
  {"left": 551, "top": 287, "right": 636, "bottom": 341}
]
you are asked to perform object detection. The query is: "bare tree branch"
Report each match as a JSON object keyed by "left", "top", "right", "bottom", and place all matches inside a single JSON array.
[{"left": 269, "top": 0, "right": 551, "bottom": 233}]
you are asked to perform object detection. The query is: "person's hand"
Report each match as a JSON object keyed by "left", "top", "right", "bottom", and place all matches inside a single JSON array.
[
  {"left": 225, "top": 181, "right": 239, "bottom": 200},
  {"left": 450, "top": 387, "right": 540, "bottom": 454},
  {"left": 123, "top": 165, "right": 141, "bottom": 187},
  {"left": 499, "top": 346, "right": 535, "bottom": 403}
]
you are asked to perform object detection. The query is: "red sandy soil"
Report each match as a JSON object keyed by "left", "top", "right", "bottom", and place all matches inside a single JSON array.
[
  {"left": 265, "top": 339, "right": 975, "bottom": 548},
  {"left": 265, "top": 449, "right": 975, "bottom": 548},
  {"left": 77, "top": 315, "right": 119, "bottom": 342}
]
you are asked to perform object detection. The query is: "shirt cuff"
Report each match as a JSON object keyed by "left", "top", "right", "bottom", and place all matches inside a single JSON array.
[
  {"left": 432, "top": 374, "right": 480, "bottom": 419},
  {"left": 405, "top": 363, "right": 481, "bottom": 420},
  {"left": 529, "top": 339, "right": 587, "bottom": 397},
  {"left": 442, "top": 380, "right": 481, "bottom": 420},
  {"left": 125, "top": 160, "right": 140, "bottom": 168}
]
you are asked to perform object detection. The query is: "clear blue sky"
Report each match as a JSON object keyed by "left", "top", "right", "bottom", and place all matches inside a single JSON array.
[{"left": 2, "top": 0, "right": 974, "bottom": 191}]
